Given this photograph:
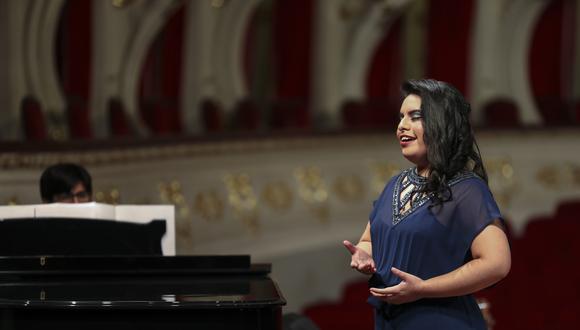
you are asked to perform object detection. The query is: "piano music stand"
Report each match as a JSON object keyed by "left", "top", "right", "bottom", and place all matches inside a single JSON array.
[{"left": 0, "top": 218, "right": 165, "bottom": 256}]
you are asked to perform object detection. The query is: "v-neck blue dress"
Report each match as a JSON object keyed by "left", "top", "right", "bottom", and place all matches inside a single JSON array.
[{"left": 368, "top": 168, "right": 502, "bottom": 330}]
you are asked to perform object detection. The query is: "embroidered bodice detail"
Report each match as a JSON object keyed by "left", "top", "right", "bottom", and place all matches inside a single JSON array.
[{"left": 391, "top": 168, "right": 476, "bottom": 226}]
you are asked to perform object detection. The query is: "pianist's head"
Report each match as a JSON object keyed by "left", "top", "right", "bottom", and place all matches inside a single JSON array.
[{"left": 40, "top": 163, "right": 93, "bottom": 203}]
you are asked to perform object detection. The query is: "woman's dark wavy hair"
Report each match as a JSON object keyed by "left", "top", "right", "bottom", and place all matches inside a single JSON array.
[{"left": 401, "top": 79, "right": 488, "bottom": 206}]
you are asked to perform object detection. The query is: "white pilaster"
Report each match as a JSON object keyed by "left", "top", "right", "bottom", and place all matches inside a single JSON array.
[
  {"left": 311, "top": 0, "right": 346, "bottom": 128},
  {"left": 91, "top": 1, "right": 140, "bottom": 137},
  {"left": 181, "top": 1, "right": 219, "bottom": 134},
  {"left": 0, "top": 0, "right": 27, "bottom": 139}
]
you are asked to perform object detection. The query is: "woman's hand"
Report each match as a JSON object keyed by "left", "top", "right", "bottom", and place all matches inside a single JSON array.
[
  {"left": 369, "top": 267, "right": 424, "bottom": 304},
  {"left": 343, "top": 240, "right": 376, "bottom": 274}
]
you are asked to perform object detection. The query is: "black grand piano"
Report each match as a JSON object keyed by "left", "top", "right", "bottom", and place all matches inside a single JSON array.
[{"left": 0, "top": 218, "right": 286, "bottom": 330}]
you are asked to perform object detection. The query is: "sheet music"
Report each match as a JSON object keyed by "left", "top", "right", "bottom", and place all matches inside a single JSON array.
[
  {"left": 0, "top": 203, "right": 175, "bottom": 255},
  {"left": 114, "top": 205, "right": 175, "bottom": 256},
  {"left": 34, "top": 202, "right": 116, "bottom": 219}
]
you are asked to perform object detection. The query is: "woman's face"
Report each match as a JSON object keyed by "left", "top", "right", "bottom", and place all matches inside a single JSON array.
[{"left": 397, "top": 94, "right": 428, "bottom": 171}]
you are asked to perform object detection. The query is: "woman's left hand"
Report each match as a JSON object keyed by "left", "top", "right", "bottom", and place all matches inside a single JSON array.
[{"left": 369, "top": 267, "right": 425, "bottom": 304}]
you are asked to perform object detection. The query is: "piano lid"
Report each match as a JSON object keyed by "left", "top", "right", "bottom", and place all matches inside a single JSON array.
[{"left": 0, "top": 255, "right": 254, "bottom": 277}]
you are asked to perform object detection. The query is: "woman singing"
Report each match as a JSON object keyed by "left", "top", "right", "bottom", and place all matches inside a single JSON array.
[{"left": 344, "top": 79, "right": 511, "bottom": 329}]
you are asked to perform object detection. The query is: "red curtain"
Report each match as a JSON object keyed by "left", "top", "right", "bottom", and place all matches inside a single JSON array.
[
  {"left": 271, "top": 0, "right": 313, "bottom": 128},
  {"left": 528, "top": 0, "right": 575, "bottom": 125},
  {"left": 57, "top": 0, "right": 93, "bottom": 139},
  {"left": 365, "top": 18, "right": 403, "bottom": 99},
  {"left": 530, "top": 0, "right": 563, "bottom": 99},
  {"left": 139, "top": 5, "right": 185, "bottom": 135},
  {"left": 363, "top": 17, "right": 403, "bottom": 129},
  {"left": 425, "top": 0, "right": 474, "bottom": 96}
]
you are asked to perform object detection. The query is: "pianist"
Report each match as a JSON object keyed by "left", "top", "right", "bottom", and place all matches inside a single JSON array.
[{"left": 39, "top": 163, "right": 93, "bottom": 203}]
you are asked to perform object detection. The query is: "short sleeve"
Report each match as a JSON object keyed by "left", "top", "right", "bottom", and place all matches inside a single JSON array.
[
  {"left": 368, "top": 174, "right": 400, "bottom": 224},
  {"left": 432, "top": 177, "right": 502, "bottom": 258},
  {"left": 369, "top": 199, "right": 379, "bottom": 223}
]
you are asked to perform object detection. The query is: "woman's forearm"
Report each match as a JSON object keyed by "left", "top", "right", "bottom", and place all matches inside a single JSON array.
[{"left": 420, "top": 256, "right": 510, "bottom": 298}]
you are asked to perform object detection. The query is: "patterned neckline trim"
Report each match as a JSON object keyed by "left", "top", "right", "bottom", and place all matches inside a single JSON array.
[{"left": 391, "top": 168, "right": 476, "bottom": 226}]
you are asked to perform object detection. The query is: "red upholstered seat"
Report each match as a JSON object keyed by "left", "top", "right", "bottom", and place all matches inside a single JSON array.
[
  {"left": 21, "top": 96, "right": 48, "bottom": 141},
  {"left": 200, "top": 98, "right": 224, "bottom": 133},
  {"left": 555, "top": 199, "right": 580, "bottom": 221},
  {"left": 341, "top": 100, "right": 367, "bottom": 128},
  {"left": 108, "top": 98, "right": 132, "bottom": 137},
  {"left": 233, "top": 98, "right": 260, "bottom": 131},
  {"left": 303, "top": 279, "right": 373, "bottom": 330},
  {"left": 482, "top": 98, "right": 520, "bottom": 128},
  {"left": 67, "top": 96, "right": 93, "bottom": 139}
]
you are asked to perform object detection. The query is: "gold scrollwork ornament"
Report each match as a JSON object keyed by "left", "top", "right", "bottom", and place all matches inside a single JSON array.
[
  {"left": 193, "top": 191, "right": 224, "bottom": 222},
  {"left": 223, "top": 173, "right": 260, "bottom": 233},
  {"left": 294, "top": 166, "right": 330, "bottom": 222},
  {"left": 262, "top": 181, "right": 293, "bottom": 212},
  {"left": 333, "top": 174, "right": 365, "bottom": 203}
]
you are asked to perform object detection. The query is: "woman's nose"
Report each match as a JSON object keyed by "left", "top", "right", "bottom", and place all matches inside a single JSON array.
[{"left": 398, "top": 117, "right": 409, "bottom": 131}]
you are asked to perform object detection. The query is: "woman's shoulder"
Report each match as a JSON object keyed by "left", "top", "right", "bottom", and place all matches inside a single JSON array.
[
  {"left": 448, "top": 171, "right": 492, "bottom": 198},
  {"left": 448, "top": 171, "right": 486, "bottom": 186}
]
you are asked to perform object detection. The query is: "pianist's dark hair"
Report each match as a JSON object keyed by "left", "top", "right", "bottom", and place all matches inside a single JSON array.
[{"left": 40, "top": 163, "right": 92, "bottom": 202}]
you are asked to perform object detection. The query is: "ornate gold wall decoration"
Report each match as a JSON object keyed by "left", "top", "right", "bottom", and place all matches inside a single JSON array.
[
  {"left": 572, "top": 166, "right": 580, "bottom": 186},
  {"left": 333, "top": 174, "right": 365, "bottom": 202},
  {"left": 94, "top": 188, "right": 121, "bottom": 205},
  {"left": 223, "top": 173, "right": 259, "bottom": 232},
  {"left": 370, "top": 162, "right": 402, "bottom": 195},
  {"left": 3, "top": 196, "right": 20, "bottom": 205},
  {"left": 262, "top": 181, "right": 293, "bottom": 212},
  {"left": 485, "top": 158, "right": 518, "bottom": 208},
  {"left": 210, "top": 0, "right": 226, "bottom": 8},
  {"left": 111, "top": 0, "right": 136, "bottom": 9},
  {"left": 159, "top": 180, "right": 192, "bottom": 238},
  {"left": 193, "top": 191, "right": 224, "bottom": 222},
  {"left": 536, "top": 163, "right": 580, "bottom": 190},
  {"left": 536, "top": 166, "right": 559, "bottom": 188},
  {"left": 294, "top": 166, "right": 329, "bottom": 222}
]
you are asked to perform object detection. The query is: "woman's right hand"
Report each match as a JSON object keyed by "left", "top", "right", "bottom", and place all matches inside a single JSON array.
[{"left": 343, "top": 240, "right": 376, "bottom": 274}]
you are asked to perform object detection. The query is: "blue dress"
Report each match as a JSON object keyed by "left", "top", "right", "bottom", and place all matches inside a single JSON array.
[{"left": 368, "top": 168, "right": 502, "bottom": 330}]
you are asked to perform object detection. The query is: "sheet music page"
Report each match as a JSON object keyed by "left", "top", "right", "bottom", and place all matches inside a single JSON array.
[
  {"left": 33, "top": 202, "right": 116, "bottom": 219},
  {"left": 114, "top": 205, "right": 176, "bottom": 256},
  {"left": 0, "top": 205, "right": 37, "bottom": 219}
]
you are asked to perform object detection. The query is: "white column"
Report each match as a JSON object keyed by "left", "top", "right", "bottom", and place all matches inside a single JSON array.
[
  {"left": 91, "top": 1, "right": 136, "bottom": 137},
  {"left": 181, "top": 1, "right": 218, "bottom": 134},
  {"left": 503, "top": 0, "right": 548, "bottom": 125},
  {"left": 403, "top": 0, "right": 428, "bottom": 81},
  {"left": 471, "top": 0, "right": 547, "bottom": 126},
  {"left": 311, "top": 0, "right": 346, "bottom": 129},
  {"left": 470, "top": 0, "right": 507, "bottom": 124},
  {"left": 0, "top": 0, "right": 27, "bottom": 139}
]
